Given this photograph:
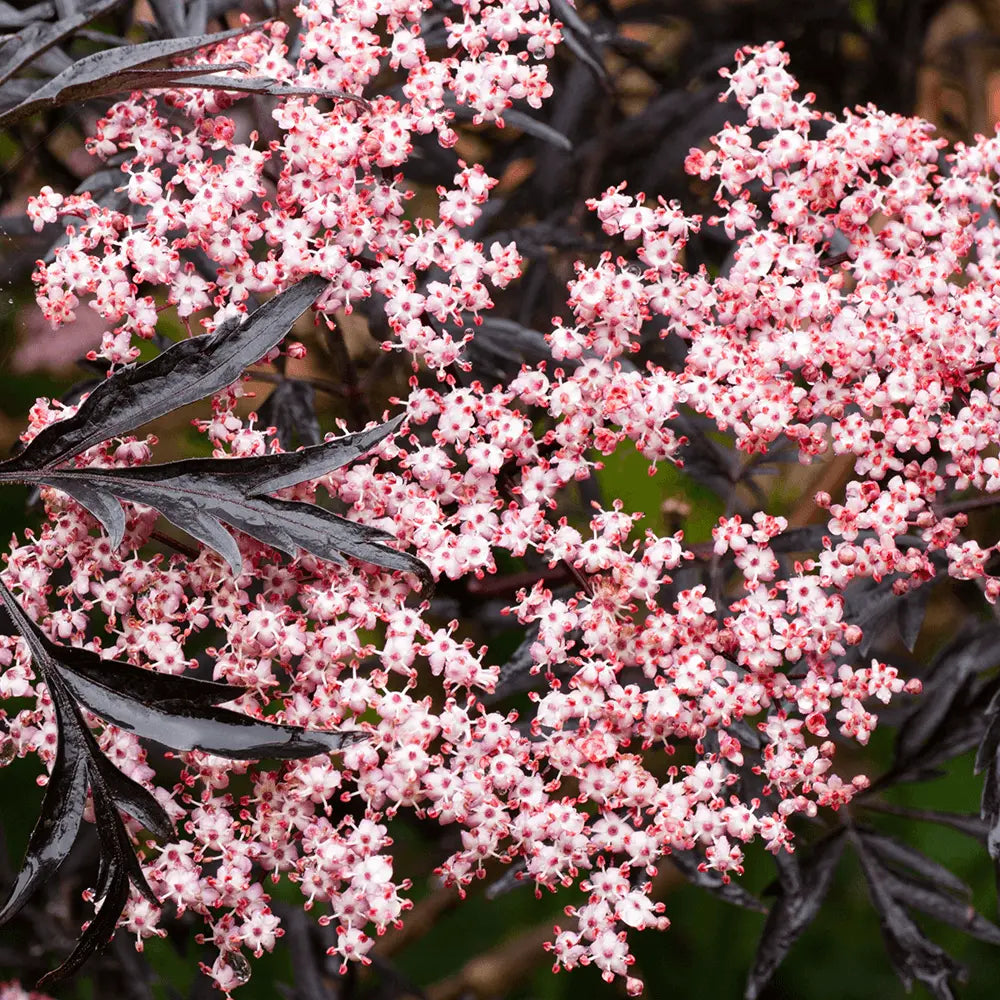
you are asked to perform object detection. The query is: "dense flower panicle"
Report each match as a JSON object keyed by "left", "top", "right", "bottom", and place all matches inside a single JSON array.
[{"left": 10, "top": 10, "right": 1000, "bottom": 995}]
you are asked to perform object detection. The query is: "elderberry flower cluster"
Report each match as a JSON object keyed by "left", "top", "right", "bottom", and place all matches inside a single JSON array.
[{"left": 9, "top": 10, "right": 1000, "bottom": 996}]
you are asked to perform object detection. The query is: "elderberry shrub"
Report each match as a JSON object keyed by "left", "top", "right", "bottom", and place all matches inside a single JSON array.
[{"left": 1, "top": 3, "right": 999, "bottom": 999}]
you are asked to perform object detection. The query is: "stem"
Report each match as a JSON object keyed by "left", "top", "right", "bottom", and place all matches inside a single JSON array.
[
  {"left": 937, "top": 493, "right": 1000, "bottom": 516},
  {"left": 150, "top": 530, "right": 201, "bottom": 560},
  {"left": 246, "top": 368, "right": 351, "bottom": 398}
]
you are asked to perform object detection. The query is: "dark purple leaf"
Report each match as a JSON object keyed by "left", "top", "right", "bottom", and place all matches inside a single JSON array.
[
  {"left": 259, "top": 378, "right": 322, "bottom": 449},
  {"left": 897, "top": 583, "right": 930, "bottom": 652},
  {"left": 857, "top": 838, "right": 965, "bottom": 999},
  {"left": 59, "top": 662, "right": 362, "bottom": 759},
  {"left": 549, "top": 0, "right": 609, "bottom": 83},
  {"left": 0, "top": 275, "right": 328, "bottom": 475},
  {"left": 87, "top": 777, "right": 157, "bottom": 905},
  {"left": 241, "top": 415, "right": 404, "bottom": 496},
  {"left": 147, "top": 0, "right": 185, "bottom": 35},
  {"left": 485, "top": 863, "right": 528, "bottom": 899},
  {"left": 0, "top": 0, "right": 125, "bottom": 86},
  {"left": 171, "top": 72, "right": 368, "bottom": 107},
  {"left": 0, "top": 22, "right": 255, "bottom": 126},
  {"left": 979, "top": 742, "right": 1000, "bottom": 861},
  {"left": 672, "top": 414, "right": 738, "bottom": 498},
  {"left": 768, "top": 525, "right": 835, "bottom": 554},
  {"left": 0, "top": 565, "right": 370, "bottom": 984},
  {"left": 0, "top": 576, "right": 362, "bottom": 759},
  {"left": 744, "top": 829, "right": 846, "bottom": 999},
  {"left": 975, "top": 686, "right": 1000, "bottom": 775},
  {"left": 857, "top": 828, "right": 971, "bottom": 898},
  {"left": 89, "top": 751, "right": 174, "bottom": 842},
  {"left": 444, "top": 91, "right": 572, "bottom": 151},
  {"left": 861, "top": 805, "right": 989, "bottom": 842},
  {"left": 35, "top": 864, "right": 130, "bottom": 989},
  {"left": 0, "top": 2, "right": 52, "bottom": 30},
  {"left": 186, "top": 0, "right": 207, "bottom": 35},
  {"left": 0, "top": 674, "right": 88, "bottom": 924},
  {"left": 57, "top": 478, "right": 126, "bottom": 544},
  {"left": 844, "top": 576, "right": 903, "bottom": 656},
  {"left": 499, "top": 107, "right": 573, "bottom": 151},
  {"left": 41, "top": 453, "right": 427, "bottom": 581},
  {"left": 45, "top": 641, "right": 246, "bottom": 710},
  {"left": 895, "top": 628, "right": 1000, "bottom": 773},
  {"left": 879, "top": 868, "right": 1000, "bottom": 946}
]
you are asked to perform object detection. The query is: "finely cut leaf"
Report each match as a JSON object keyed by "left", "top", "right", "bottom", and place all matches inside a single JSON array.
[
  {"left": 172, "top": 72, "right": 368, "bottom": 107},
  {"left": 979, "top": 742, "right": 1000, "bottom": 861},
  {"left": 744, "top": 830, "right": 846, "bottom": 1000},
  {"left": 38, "top": 456, "right": 428, "bottom": 581},
  {"left": 857, "top": 840, "right": 965, "bottom": 999},
  {"left": 862, "top": 804, "right": 989, "bottom": 842},
  {"left": 57, "top": 478, "right": 126, "bottom": 548},
  {"left": 0, "top": 23, "right": 255, "bottom": 126},
  {"left": 59, "top": 664, "right": 362, "bottom": 759},
  {"left": 880, "top": 869, "right": 1000, "bottom": 946},
  {"left": 0, "top": 0, "right": 126, "bottom": 86},
  {"left": 857, "top": 829, "right": 971, "bottom": 899},
  {"left": 259, "top": 378, "right": 322, "bottom": 449},
  {"left": 0, "top": 675, "right": 88, "bottom": 923},
  {"left": 35, "top": 865, "right": 130, "bottom": 989},
  {"left": 898, "top": 626, "right": 1000, "bottom": 770},
  {"left": 0, "top": 576, "right": 362, "bottom": 759},
  {"left": 975, "top": 686, "right": 1000, "bottom": 775},
  {"left": 45, "top": 642, "right": 246, "bottom": 709},
  {"left": 90, "top": 751, "right": 175, "bottom": 841},
  {"left": 243, "top": 415, "right": 404, "bottom": 495},
  {"left": 0, "top": 275, "right": 328, "bottom": 474}
]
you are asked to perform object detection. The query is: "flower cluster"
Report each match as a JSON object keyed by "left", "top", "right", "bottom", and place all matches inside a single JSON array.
[{"left": 9, "top": 8, "right": 1000, "bottom": 997}]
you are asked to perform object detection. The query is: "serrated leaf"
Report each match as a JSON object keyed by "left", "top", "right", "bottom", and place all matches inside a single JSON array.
[
  {"left": 895, "top": 628, "right": 1000, "bottom": 773},
  {"left": 880, "top": 868, "right": 1000, "bottom": 946},
  {"left": 0, "top": 277, "right": 428, "bottom": 584},
  {"left": 0, "top": 569, "right": 369, "bottom": 984},
  {"left": 242, "top": 415, "right": 404, "bottom": 496},
  {"left": 0, "top": 674, "right": 88, "bottom": 923},
  {"left": 259, "top": 378, "right": 322, "bottom": 449},
  {"left": 856, "top": 828, "right": 971, "bottom": 898},
  {"left": 60, "top": 663, "right": 361, "bottom": 759},
  {"left": 171, "top": 72, "right": 367, "bottom": 107},
  {"left": 43, "top": 641, "right": 246, "bottom": 710},
  {"left": 744, "top": 830, "right": 846, "bottom": 1000},
  {"left": 35, "top": 864, "right": 130, "bottom": 990},
  {"left": 0, "top": 576, "right": 362, "bottom": 759},
  {"left": 0, "top": 0, "right": 125, "bottom": 86},
  {"left": 0, "top": 275, "right": 328, "bottom": 475},
  {"left": 857, "top": 838, "right": 965, "bottom": 999},
  {"left": 863, "top": 805, "right": 989, "bottom": 842},
  {"left": 38, "top": 457, "right": 426, "bottom": 581},
  {"left": 0, "top": 22, "right": 255, "bottom": 126}
]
